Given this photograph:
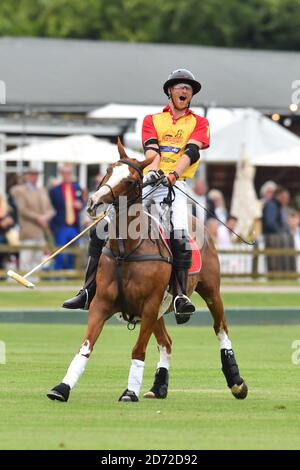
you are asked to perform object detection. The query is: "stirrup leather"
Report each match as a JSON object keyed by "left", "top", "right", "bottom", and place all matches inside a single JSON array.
[{"left": 83, "top": 288, "right": 89, "bottom": 310}]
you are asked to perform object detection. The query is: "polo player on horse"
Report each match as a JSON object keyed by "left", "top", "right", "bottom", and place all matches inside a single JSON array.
[
  {"left": 63, "top": 69, "right": 209, "bottom": 316},
  {"left": 47, "top": 70, "right": 249, "bottom": 403}
]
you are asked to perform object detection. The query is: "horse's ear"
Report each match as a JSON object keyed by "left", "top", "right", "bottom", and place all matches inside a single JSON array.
[
  {"left": 139, "top": 154, "right": 156, "bottom": 170},
  {"left": 117, "top": 137, "right": 128, "bottom": 160}
]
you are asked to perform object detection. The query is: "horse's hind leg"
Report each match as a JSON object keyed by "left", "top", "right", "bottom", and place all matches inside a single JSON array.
[
  {"left": 195, "top": 280, "right": 248, "bottom": 399},
  {"left": 47, "top": 299, "right": 110, "bottom": 402},
  {"left": 144, "top": 317, "right": 172, "bottom": 399}
]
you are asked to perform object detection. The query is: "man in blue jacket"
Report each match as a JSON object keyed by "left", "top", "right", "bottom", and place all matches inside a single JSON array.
[
  {"left": 262, "top": 186, "right": 293, "bottom": 272},
  {"left": 262, "top": 186, "right": 290, "bottom": 234},
  {"left": 49, "top": 164, "right": 84, "bottom": 270}
]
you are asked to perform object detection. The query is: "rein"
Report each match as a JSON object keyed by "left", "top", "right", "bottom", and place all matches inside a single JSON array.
[{"left": 174, "top": 184, "right": 257, "bottom": 246}]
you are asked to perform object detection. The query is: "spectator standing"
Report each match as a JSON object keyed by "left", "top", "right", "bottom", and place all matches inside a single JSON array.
[
  {"left": 262, "top": 186, "right": 290, "bottom": 235},
  {"left": 49, "top": 164, "right": 84, "bottom": 270},
  {"left": 11, "top": 166, "right": 54, "bottom": 272},
  {"left": 262, "top": 186, "right": 294, "bottom": 272},
  {"left": 207, "top": 189, "right": 228, "bottom": 224},
  {"left": 260, "top": 181, "right": 278, "bottom": 205},
  {"left": 254, "top": 180, "right": 278, "bottom": 237},
  {"left": 0, "top": 192, "right": 18, "bottom": 270}
]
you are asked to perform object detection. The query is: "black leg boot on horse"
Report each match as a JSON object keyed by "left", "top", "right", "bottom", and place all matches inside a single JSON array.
[
  {"left": 170, "top": 230, "right": 195, "bottom": 324},
  {"left": 63, "top": 227, "right": 105, "bottom": 310}
]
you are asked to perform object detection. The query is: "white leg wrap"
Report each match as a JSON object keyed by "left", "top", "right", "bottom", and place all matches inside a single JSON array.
[
  {"left": 62, "top": 340, "right": 91, "bottom": 389},
  {"left": 157, "top": 345, "right": 171, "bottom": 370},
  {"left": 127, "top": 359, "right": 145, "bottom": 397},
  {"left": 217, "top": 329, "right": 232, "bottom": 350},
  {"left": 62, "top": 354, "right": 89, "bottom": 390}
]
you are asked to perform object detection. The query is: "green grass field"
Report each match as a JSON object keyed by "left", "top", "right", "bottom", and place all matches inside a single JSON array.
[
  {"left": 1, "top": 323, "right": 300, "bottom": 450},
  {"left": 1, "top": 290, "right": 300, "bottom": 309}
]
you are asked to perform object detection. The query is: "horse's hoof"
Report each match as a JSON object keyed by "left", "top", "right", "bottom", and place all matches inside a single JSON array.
[
  {"left": 143, "top": 384, "right": 168, "bottom": 399},
  {"left": 47, "top": 383, "right": 70, "bottom": 402},
  {"left": 118, "top": 389, "right": 139, "bottom": 402},
  {"left": 231, "top": 380, "right": 248, "bottom": 399},
  {"left": 143, "top": 391, "right": 156, "bottom": 399},
  {"left": 144, "top": 367, "right": 169, "bottom": 399}
]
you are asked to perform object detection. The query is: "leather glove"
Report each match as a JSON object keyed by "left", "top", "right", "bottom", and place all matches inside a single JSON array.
[{"left": 143, "top": 170, "right": 162, "bottom": 186}]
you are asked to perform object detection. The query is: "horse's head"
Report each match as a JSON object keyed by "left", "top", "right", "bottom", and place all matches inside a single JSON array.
[{"left": 87, "top": 139, "right": 155, "bottom": 217}]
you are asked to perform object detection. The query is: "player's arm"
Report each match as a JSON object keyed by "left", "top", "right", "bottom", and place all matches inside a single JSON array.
[
  {"left": 171, "top": 139, "right": 204, "bottom": 179},
  {"left": 167, "top": 117, "right": 210, "bottom": 184},
  {"left": 142, "top": 115, "right": 161, "bottom": 171}
]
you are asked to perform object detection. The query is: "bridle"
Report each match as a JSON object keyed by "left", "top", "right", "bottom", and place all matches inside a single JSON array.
[{"left": 98, "top": 160, "right": 143, "bottom": 207}]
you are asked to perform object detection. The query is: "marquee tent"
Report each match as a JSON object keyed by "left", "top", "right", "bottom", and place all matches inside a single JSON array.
[
  {"left": 0, "top": 134, "right": 143, "bottom": 164},
  {"left": 204, "top": 109, "right": 300, "bottom": 166}
]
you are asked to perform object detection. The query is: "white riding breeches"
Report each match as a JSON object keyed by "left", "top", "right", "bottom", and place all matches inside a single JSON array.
[{"left": 142, "top": 180, "right": 189, "bottom": 233}]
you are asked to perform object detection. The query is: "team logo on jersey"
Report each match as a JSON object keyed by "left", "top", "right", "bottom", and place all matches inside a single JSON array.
[
  {"left": 162, "top": 129, "right": 184, "bottom": 144},
  {"left": 161, "top": 156, "right": 176, "bottom": 164},
  {"left": 160, "top": 145, "right": 181, "bottom": 154},
  {"left": 175, "top": 129, "right": 183, "bottom": 138}
]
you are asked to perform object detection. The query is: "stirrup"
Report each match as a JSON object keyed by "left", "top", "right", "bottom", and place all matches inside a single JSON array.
[{"left": 174, "top": 294, "right": 195, "bottom": 315}]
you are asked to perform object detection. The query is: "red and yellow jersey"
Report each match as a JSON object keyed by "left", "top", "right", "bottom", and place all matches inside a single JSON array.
[{"left": 142, "top": 105, "right": 210, "bottom": 179}]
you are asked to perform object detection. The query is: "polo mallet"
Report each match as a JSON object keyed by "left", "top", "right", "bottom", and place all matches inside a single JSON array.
[
  {"left": 174, "top": 184, "right": 257, "bottom": 246},
  {"left": 7, "top": 211, "right": 107, "bottom": 288}
]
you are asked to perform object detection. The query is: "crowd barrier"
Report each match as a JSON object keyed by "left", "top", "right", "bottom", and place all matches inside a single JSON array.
[{"left": 0, "top": 243, "right": 300, "bottom": 280}]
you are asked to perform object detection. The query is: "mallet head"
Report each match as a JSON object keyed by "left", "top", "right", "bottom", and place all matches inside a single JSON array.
[{"left": 7, "top": 270, "right": 35, "bottom": 289}]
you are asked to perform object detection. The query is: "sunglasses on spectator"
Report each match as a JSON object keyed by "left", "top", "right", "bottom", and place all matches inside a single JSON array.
[{"left": 172, "top": 83, "right": 193, "bottom": 91}]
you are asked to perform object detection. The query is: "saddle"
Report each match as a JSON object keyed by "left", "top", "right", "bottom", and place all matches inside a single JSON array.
[{"left": 158, "top": 226, "right": 202, "bottom": 275}]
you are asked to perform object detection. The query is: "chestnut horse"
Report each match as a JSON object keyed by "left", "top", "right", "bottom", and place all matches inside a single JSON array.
[{"left": 47, "top": 141, "right": 247, "bottom": 403}]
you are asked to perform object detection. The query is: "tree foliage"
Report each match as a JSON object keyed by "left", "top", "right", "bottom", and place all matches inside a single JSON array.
[{"left": 0, "top": 0, "right": 299, "bottom": 51}]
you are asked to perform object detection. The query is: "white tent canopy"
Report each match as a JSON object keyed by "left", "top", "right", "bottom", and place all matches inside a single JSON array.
[
  {"left": 0, "top": 134, "right": 143, "bottom": 164},
  {"left": 88, "top": 103, "right": 246, "bottom": 150},
  {"left": 88, "top": 103, "right": 244, "bottom": 132},
  {"left": 204, "top": 108, "right": 300, "bottom": 166},
  {"left": 251, "top": 145, "right": 300, "bottom": 166},
  {"left": 88, "top": 105, "right": 300, "bottom": 166},
  {"left": 88, "top": 103, "right": 165, "bottom": 120}
]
